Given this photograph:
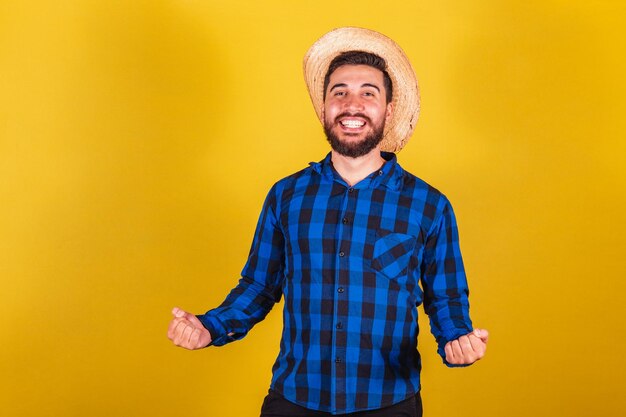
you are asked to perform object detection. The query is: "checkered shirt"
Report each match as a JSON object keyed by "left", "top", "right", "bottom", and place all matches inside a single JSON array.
[{"left": 199, "top": 152, "right": 473, "bottom": 414}]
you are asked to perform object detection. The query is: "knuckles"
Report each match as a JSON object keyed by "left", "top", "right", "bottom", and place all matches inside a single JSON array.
[
  {"left": 168, "top": 318, "right": 207, "bottom": 350},
  {"left": 444, "top": 333, "right": 487, "bottom": 365}
]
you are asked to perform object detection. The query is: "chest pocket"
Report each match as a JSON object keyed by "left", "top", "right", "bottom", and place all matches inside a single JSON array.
[{"left": 369, "top": 228, "right": 416, "bottom": 279}]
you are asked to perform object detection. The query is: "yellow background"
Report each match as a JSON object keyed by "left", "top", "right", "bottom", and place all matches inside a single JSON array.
[{"left": 2, "top": 1, "right": 625, "bottom": 416}]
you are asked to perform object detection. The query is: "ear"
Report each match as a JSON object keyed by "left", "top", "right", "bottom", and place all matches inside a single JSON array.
[{"left": 385, "top": 102, "right": 394, "bottom": 123}]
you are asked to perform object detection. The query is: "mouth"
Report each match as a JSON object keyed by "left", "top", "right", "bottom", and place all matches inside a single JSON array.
[
  {"left": 336, "top": 114, "right": 369, "bottom": 133},
  {"left": 340, "top": 118, "right": 365, "bottom": 129}
]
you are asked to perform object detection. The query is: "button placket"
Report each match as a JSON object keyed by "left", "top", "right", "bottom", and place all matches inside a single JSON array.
[{"left": 331, "top": 184, "right": 355, "bottom": 396}]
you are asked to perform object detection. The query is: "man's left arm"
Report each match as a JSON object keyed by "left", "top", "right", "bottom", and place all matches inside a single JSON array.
[{"left": 420, "top": 196, "right": 488, "bottom": 367}]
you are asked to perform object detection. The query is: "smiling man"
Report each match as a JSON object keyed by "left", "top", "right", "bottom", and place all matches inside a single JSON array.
[{"left": 167, "top": 27, "right": 488, "bottom": 417}]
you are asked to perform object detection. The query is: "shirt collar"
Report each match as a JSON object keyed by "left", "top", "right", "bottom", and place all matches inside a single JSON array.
[{"left": 309, "top": 151, "right": 403, "bottom": 191}]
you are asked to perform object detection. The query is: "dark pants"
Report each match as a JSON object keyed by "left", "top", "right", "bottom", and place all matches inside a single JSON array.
[{"left": 260, "top": 389, "right": 423, "bottom": 417}]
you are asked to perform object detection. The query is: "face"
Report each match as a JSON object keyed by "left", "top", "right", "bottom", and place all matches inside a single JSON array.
[{"left": 323, "top": 64, "right": 393, "bottom": 158}]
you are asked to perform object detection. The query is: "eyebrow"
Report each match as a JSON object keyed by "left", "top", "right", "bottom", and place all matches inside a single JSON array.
[
  {"left": 329, "top": 83, "right": 348, "bottom": 92},
  {"left": 362, "top": 83, "right": 381, "bottom": 92},
  {"left": 329, "top": 83, "right": 381, "bottom": 92}
]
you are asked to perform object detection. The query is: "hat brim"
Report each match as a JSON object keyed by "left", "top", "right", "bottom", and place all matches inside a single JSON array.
[{"left": 303, "top": 27, "right": 420, "bottom": 153}]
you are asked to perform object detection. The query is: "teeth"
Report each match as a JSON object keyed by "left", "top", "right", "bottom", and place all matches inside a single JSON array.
[{"left": 341, "top": 120, "right": 365, "bottom": 128}]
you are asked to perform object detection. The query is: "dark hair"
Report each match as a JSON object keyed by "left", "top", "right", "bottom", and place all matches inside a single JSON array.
[{"left": 323, "top": 51, "right": 393, "bottom": 103}]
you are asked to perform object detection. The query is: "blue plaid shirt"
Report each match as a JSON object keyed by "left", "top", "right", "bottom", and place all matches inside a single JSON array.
[{"left": 199, "top": 152, "right": 473, "bottom": 414}]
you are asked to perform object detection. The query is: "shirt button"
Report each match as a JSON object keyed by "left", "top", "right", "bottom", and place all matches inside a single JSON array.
[
  {"left": 339, "top": 251, "right": 345, "bottom": 257},
  {"left": 378, "top": 170, "right": 384, "bottom": 176},
  {"left": 335, "top": 357, "right": 342, "bottom": 363},
  {"left": 336, "top": 322, "right": 343, "bottom": 329},
  {"left": 348, "top": 187, "right": 354, "bottom": 193},
  {"left": 337, "top": 287, "right": 344, "bottom": 293},
  {"left": 342, "top": 217, "right": 349, "bottom": 224}
]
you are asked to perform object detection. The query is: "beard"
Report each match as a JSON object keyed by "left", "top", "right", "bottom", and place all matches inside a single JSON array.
[{"left": 324, "top": 113, "right": 385, "bottom": 158}]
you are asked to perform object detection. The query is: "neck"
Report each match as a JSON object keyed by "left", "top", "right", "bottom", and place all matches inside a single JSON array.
[{"left": 331, "top": 148, "right": 386, "bottom": 186}]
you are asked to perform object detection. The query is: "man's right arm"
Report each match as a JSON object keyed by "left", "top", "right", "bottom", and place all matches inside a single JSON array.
[{"left": 167, "top": 184, "right": 285, "bottom": 349}]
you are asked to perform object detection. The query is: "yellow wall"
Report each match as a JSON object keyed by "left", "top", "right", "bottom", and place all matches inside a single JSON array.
[{"left": 2, "top": 1, "right": 625, "bottom": 416}]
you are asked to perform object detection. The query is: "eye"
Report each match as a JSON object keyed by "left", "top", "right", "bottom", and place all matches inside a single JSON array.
[{"left": 334, "top": 91, "right": 346, "bottom": 97}]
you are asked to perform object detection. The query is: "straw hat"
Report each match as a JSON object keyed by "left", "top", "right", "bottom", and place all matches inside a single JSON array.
[{"left": 303, "top": 27, "right": 420, "bottom": 153}]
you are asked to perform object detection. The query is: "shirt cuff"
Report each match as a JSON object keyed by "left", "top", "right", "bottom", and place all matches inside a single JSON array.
[{"left": 196, "top": 314, "right": 235, "bottom": 347}]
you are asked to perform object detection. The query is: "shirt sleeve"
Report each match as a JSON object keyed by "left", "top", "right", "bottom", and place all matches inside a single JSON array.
[
  {"left": 197, "top": 184, "right": 285, "bottom": 346},
  {"left": 420, "top": 197, "right": 473, "bottom": 367}
]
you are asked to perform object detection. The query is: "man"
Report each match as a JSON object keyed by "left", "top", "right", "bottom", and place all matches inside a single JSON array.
[{"left": 167, "top": 27, "right": 488, "bottom": 416}]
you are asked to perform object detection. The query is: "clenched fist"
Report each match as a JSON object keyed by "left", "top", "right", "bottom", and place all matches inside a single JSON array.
[
  {"left": 167, "top": 307, "right": 212, "bottom": 350},
  {"left": 444, "top": 328, "right": 489, "bottom": 365}
]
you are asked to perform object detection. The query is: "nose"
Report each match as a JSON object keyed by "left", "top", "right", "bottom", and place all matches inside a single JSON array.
[{"left": 343, "top": 95, "right": 364, "bottom": 112}]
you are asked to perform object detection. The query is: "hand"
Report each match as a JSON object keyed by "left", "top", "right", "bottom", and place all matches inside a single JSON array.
[
  {"left": 444, "top": 328, "right": 489, "bottom": 365},
  {"left": 167, "top": 307, "right": 212, "bottom": 350}
]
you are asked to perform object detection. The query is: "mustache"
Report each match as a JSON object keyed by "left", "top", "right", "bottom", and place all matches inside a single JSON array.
[{"left": 333, "top": 112, "right": 372, "bottom": 124}]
